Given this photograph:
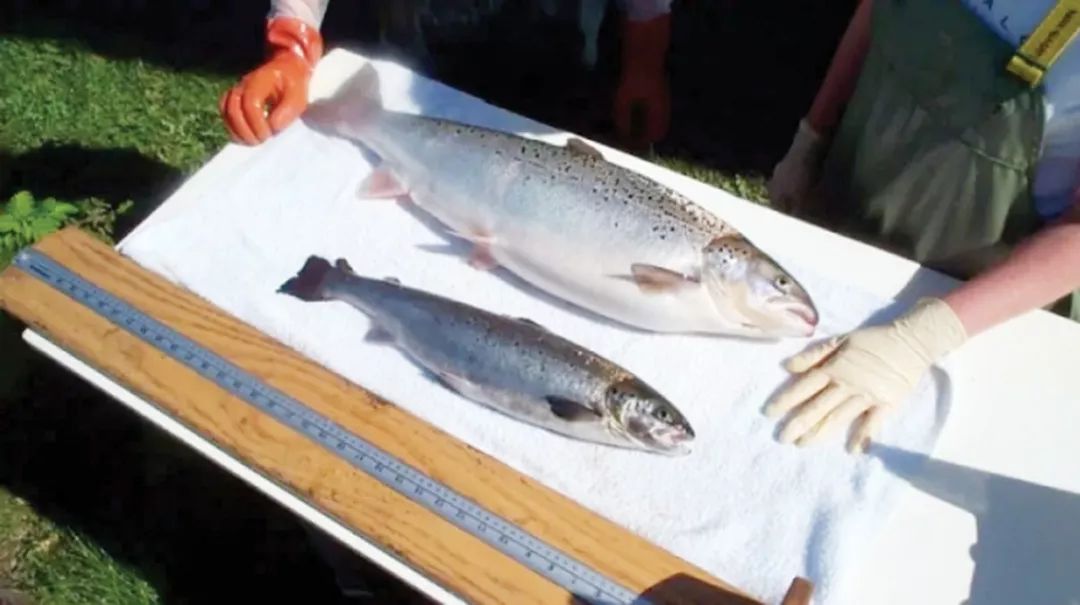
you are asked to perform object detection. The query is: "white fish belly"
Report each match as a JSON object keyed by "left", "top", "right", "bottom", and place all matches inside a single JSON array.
[{"left": 489, "top": 227, "right": 725, "bottom": 333}]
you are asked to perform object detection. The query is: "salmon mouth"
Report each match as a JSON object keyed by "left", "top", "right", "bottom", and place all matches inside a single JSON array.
[
  {"left": 670, "top": 431, "right": 694, "bottom": 444},
  {"left": 656, "top": 425, "right": 695, "bottom": 445},
  {"left": 787, "top": 306, "right": 819, "bottom": 330}
]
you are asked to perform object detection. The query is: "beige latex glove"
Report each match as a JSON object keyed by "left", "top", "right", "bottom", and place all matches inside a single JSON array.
[
  {"left": 765, "top": 298, "right": 968, "bottom": 453},
  {"left": 767, "top": 118, "right": 828, "bottom": 214}
]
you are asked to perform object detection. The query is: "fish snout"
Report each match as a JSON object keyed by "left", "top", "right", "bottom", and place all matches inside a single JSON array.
[
  {"left": 659, "top": 423, "right": 695, "bottom": 444},
  {"left": 788, "top": 304, "right": 819, "bottom": 335}
]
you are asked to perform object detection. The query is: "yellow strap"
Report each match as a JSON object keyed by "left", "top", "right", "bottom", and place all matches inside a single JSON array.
[{"left": 1006, "top": 0, "right": 1080, "bottom": 86}]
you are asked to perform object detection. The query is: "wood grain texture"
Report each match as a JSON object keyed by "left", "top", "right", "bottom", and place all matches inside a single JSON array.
[{"left": 0, "top": 228, "right": 810, "bottom": 605}]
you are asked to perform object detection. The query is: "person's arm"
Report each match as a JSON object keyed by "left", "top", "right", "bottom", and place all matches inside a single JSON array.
[
  {"left": 612, "top": 0, "right": 673, "bottom": 147},
  {"left": 219, "top": 0, "right": 329, "bottom": 145},
  {"left": 805, "top": 0, "right": 873, "bottom": 135},
  {"left": 767, "top": 0, "right": 873, "bottom": 211},
  {"left": 943, "top": 204, "right": 1080, "bottom": 335},
  {"left": 270, "top": 0, "right": 330, "bottom": 28},
  {"left": 767, "top": 195, "right": 1080, "bottom": 453}
]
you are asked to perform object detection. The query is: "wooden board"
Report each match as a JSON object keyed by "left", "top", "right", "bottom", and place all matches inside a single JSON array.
[{"left": 0, "top": 228, "right": 813, "bottom": 605}]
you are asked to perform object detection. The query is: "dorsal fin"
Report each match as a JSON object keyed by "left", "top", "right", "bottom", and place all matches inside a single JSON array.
[
  {"left": 515, "top": 316, "right": 545, "bottom": 330},
  {"left": 334, "top": 258, "right": 356, "bottom": 274},
  {"left": 565, "top": 137, "right": 604, "bottom": 159}
]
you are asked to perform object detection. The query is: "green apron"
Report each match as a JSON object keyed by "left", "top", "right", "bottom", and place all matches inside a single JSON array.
[{"left": 814, "top": 0, "right": 1080, "bottom": 320}]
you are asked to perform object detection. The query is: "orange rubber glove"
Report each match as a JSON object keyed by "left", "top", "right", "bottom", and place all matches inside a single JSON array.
[
  {"left": 219, "top": 16, "right": 324, "bottom": 145},
  {"left": 612, "top": 12, "right": 671, "bottom": 147}
]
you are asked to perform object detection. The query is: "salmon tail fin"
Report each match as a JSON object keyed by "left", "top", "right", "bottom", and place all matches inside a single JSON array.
[
  {"left": 303, "top": 62, "right": 383, "bottom": 136},
  {"left": 278, "top": 256, "right": 340, "bottom": 301}
]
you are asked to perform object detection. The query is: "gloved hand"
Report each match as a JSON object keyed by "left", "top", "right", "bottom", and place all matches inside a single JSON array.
[
  {"left": 219, "top": 16, "right": 324, "bottom": 145},
  {"left": 612, "top": 12, "right": 671, "bottom": 147},
  {"left": 767, "top": 118, "right": 828, "bottom": 214},
  {"left": 765, "top": 297, "right": 968, "bottom": 453}
]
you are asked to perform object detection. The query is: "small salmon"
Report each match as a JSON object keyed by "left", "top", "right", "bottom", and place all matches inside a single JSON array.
[
  {"left": 279, "top": 255, "right": 696, "bottom": 455},
  {"left": 303, "top": 63, "right": 818, "bottom": 338}
]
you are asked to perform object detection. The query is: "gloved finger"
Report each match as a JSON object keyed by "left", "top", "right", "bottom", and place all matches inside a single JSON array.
[
  {"left": 218, "top": 89, "right": 242, "bottom": 144},
  {"left": 795, "top": 395, "right": 870, "bottom": 446},
  {"left": 225, "top": 86, "right": 259, "bottom": 146},
  {"left": 777, "top": 383, "right": 851, "bottom": 444},
  {"left": 241, "top": 76, "right": 275, "bottom": 142},
  {"left": 848, "top": 406, "right": 887, "bottom": 454},
  {"left": 764, "top": 368, "right": 830, "bottom": 419},
  {"left": 268, "top": 80, "right": 307, "bottom": 133},
  {"left": 784, "top": 336, "right": 843, "bottom": 373},
  {"left": 218, "top": 87, "right": 228, "bottom": 120},
  {"left": 222, "top": 87, "right": 254, "bottom": 145}
]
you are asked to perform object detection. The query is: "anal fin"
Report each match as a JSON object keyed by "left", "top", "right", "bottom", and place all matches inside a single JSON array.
[
  {"left": 468, "top": 246, "right": 498, "bottom": 271},
  {"left": 363, "top": 324, "right": 394, "bottom": 343},
  {"left": 434, "top": 370, "right": 480, "bottom": 399},
  {"left": 357, "top": 166, "right": 409, "bottom": 200}
]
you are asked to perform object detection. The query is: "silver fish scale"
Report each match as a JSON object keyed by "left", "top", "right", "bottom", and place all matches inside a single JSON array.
[
  {"left": 332, "top": 275, "right": 622, "bottom": 411},
  {"left": 391, "top": 114, "right": 738, "bottom": 243}
]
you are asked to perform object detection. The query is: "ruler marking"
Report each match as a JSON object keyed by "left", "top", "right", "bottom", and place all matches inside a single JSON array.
[{"left": 13, "top": 249, "right": 644, "bottom": 605}]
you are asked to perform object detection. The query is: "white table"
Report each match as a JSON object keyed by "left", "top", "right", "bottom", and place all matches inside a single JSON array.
[{"left": 23, "top": 47, "right": 1080, "bottom": 605}]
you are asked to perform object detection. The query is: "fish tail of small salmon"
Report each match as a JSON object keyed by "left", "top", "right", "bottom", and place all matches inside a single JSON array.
[
  {"left": 303, "top": 61, "right": 383, "bottom": 137},
  {"left": 278, "top": 255, "right": 346, "bottom": 301}
]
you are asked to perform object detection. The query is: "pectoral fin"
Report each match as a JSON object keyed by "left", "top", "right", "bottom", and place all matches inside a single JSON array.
[
  {"left": 545, "top": 396, "right": 601, "bottom": 422},
  {"left": 630, "top": 263, "right": 699, "bottom": 293}
]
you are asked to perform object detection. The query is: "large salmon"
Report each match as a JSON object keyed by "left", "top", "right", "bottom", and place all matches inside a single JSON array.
[{"left": 302, "top": 63, "right": 819, "bottom": 339}]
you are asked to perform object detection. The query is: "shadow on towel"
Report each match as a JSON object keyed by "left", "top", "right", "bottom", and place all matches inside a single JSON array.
[{"left": 872, "top": 444, "right": 1080, "bottom": 605}]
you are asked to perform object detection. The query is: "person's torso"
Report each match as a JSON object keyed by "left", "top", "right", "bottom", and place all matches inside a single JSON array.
[{"left": 959, "top": 0, "right": 1080, "bottom": 219}]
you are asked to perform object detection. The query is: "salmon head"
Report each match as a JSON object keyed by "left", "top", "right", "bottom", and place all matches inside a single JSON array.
[{"left": 701, "top": 236, "right": 818, "bottom": 338}]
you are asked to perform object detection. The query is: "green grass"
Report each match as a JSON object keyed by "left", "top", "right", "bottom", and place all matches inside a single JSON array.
[
  {"left": 0, "top": 36, "right": 229, "bottom": 169},
  {"left": 0, "top": 35, "right": 233, "bottom": 257},
  {"left": 649, "top": 154, "right": 770, "bottom": 204},
  {"left": 0, "top": 491, "right": 158, "bottom": 605}
]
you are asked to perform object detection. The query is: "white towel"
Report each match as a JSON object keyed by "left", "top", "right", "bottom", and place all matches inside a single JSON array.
[{"left": 118, "top": 52, "right": 953, "bottom": 605}]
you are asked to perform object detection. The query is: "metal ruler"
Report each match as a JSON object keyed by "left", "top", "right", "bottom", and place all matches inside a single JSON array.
[{"left": 13, "top": 248, "right": 646, "bottom": 605}]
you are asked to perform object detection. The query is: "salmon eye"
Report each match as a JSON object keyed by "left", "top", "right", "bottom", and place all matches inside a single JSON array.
[{"left": 775, "top": 276, "right": 790, "bottom": 289}]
